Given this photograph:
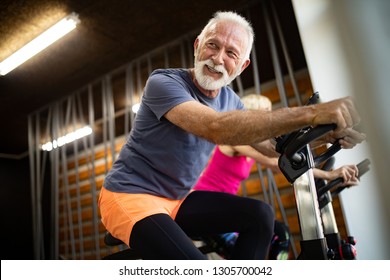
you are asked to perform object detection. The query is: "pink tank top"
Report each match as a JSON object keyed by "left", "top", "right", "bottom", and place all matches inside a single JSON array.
[{"left": 193, "top": 146, "right": 255, "bottom": 195}]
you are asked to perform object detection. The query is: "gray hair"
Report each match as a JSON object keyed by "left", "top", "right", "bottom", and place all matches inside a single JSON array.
[{"left": 197, "top": 11, "right": 255, "bottom": 61}]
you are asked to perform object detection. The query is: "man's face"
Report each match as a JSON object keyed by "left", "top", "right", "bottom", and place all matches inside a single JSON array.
[{"left": 194, "top": 21, "right": 249, "bottom": 91}]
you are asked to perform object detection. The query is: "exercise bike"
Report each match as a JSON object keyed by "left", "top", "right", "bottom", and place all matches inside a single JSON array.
[
  {"left": 102, "top": 231, "right": 215, "bottom": 259},
  {"left": 275, "top": 123, "right": 369, "bottom": 259},
  {"left": 316, "top": 156, "right": 370, "bottom": 260}
]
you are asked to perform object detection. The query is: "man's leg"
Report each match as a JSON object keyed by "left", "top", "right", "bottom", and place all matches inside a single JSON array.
[
  {"left": 175, "top": 191, "right": 275, "bottom": 259},
  {"left": 130, "top": 213, "right": 207, "bottom": 260}
]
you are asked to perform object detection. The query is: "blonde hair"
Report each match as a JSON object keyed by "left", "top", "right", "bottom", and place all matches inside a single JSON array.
[{"left": 241, "top": 94, "right": 272, "bottom": 111}]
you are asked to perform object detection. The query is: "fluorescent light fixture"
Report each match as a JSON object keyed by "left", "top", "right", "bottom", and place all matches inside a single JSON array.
[
  {"left": 41, "top": 125, "right": 92, "bottom": 151},
  {"left": 0, "top": 12, "right": 80, "bottom": 76}
]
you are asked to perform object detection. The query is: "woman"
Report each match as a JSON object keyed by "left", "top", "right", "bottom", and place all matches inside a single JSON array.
[{"left": 194, "top": 94, "right": 359, "bottom": 259}]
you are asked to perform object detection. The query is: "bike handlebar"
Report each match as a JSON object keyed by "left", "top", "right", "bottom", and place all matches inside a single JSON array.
[
  {"left": 317, "top": 158, "right": 371, "bottom": 198},
  {"left": 285, "top": 124, "right": 337, "bottom": 163}
]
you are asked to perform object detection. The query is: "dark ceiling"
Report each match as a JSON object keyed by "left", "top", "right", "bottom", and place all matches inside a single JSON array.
[{"left": 0, "top": 0, "right": 306, "bottom": 157}]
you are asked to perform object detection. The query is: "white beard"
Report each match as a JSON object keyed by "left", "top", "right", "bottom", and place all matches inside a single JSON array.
[{"left": 193, "top": 56, "right": 241, "bottom": 91}]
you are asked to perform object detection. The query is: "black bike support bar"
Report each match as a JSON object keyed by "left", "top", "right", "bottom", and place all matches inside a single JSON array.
[
  {"left": 285, "top": 124, "right": 337, "bottom": 163},
  {"left": 314, "top": 142, "right": 341, "bottom": 167}
]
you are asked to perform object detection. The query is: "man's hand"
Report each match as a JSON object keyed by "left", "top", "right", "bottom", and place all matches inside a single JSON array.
[
  {"left": 312, "top": 97, "right": 361, "bottom": 133},
  {"left": 324, "top": 127, "right": 366, "bottom": 149},
  {"left": 311, "top": 97, "right": 366, "bottom": 149}
]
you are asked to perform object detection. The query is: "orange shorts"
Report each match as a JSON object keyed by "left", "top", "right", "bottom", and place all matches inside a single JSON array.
[{"left": 98, "top": 187, "right": 188, "bottom": 247}]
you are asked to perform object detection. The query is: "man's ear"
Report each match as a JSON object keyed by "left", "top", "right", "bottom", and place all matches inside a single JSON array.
[
  {"left": 239, "top": 59, "right": 251, "bottom": 75},
  {"left": 194, "top": 38, "right": 199, "bottom": 52}
]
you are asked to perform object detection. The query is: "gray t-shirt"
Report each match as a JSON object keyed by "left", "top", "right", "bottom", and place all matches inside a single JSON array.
[{"left": 103, "top": 68, "right": 244, "bottom": 199}]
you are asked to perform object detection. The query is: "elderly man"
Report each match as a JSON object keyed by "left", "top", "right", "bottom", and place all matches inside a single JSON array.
[{"left": 99, "top": 11, "right": 365, "bottom": 260}]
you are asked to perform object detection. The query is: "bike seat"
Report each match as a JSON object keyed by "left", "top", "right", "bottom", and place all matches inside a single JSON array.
[{"left": 104, "top": 231, "right": 124, "bottom": 246}]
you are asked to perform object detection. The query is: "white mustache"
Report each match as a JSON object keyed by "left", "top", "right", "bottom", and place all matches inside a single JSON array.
[{"left": 202, "top": 60, "right": 229, "bottom": 78}]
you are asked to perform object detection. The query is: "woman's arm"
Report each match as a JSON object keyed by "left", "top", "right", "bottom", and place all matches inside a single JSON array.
[
  {"left": 229, "top": 145, "right": 280, "bottom": 173},
  {"left": 313, "top": 164, "right": 359, "bottom": 186}
]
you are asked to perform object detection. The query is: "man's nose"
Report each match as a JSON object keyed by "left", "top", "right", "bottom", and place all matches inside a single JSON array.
[{"left": 211, "top": 50, "right": 224, "bottom": 65}]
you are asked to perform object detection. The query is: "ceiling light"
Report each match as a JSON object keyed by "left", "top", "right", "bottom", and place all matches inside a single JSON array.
[
  {"left": 41, "top": 125, "right": 92, "bottom": 151},
  {"left": 0, "top": 12, "right": 80, "bottom": 76},
  {"left": 132, "top": 103, "right": 141, "bottom": 113}
]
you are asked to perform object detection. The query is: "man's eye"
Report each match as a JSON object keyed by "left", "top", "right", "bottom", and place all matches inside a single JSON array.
[{"left": 228, "top": 51, "right": 238, "bottom": 58}]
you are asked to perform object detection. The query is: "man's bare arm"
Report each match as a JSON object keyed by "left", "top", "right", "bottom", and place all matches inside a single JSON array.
[
  {"left": 164, "top": 96, "right": 364, "bottom": 147},
  {"left": 165, "top": 100, "right": 314, "bottom": 145}
]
